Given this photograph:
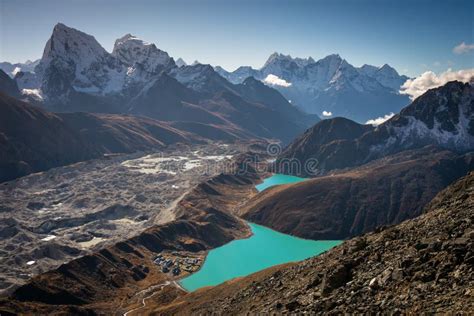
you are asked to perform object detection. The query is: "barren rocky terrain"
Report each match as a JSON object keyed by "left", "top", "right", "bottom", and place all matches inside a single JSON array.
[
  {"left": 0, "top": 142, "right": 252, "bottom": 295},
  {"left": 0, "top": 150, "right": 265, "bottom": 315}
]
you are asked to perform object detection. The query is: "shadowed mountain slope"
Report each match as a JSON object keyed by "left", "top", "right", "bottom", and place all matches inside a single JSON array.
[{"left": 243, "top": 147, "right": 473, "bottom": 239}]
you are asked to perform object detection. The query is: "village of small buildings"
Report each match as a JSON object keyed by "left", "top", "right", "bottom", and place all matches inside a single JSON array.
[{"left": 153, "top": 251, "right": 202, "bottom": 277}]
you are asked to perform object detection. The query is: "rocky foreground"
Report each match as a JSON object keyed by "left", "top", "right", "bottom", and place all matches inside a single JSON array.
[{"left": 154, "top": 172, "right": 474, "bottom": 314}]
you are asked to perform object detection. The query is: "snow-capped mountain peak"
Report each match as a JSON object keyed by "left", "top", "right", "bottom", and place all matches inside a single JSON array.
[
  {"left": 33, "top": 24, "right": 180, "bottom": 100},
  {"left": 35, "top": 23, "right": 125, "bottom": 98},
  {"left": 372, "top": 81, "right": 474, "bottom": 152},
  {"left": 0, "top": 60, "right": 40, "bottom": 78},
  {"left": 261, "top": 52, "right": 298, "bottom": 69},
  {"left": 175, "top": 58, "right": 187, "bottom": 68},
  {"left": 359, "top": 64, "right": 379, "bottom": 76},
  {"left": 41, "top": 23, "right": 109, "bottom": 64},
  {"left": 112, "top": 33, "right": 173, "bottom": 72},
  {"left": 374, "top": 64, "right": 408, "bottom": 91}
]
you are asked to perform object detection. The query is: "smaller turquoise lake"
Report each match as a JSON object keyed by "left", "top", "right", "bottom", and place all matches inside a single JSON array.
[
  {"left": 180, "top": 223, "right": 341, "bottom": 291},
  {"left": 256, "top": 173, "right": 307, "bottom": 192}
]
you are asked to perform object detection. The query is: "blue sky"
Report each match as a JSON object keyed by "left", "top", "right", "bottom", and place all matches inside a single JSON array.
[{"left": 1, "top": 0, "right": 472, "bottom": 77}]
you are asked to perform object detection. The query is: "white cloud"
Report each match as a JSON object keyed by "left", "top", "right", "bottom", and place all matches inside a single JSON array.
[
  {"left": 365, "top": 113, "right": 395, "bottom": 126},
  {"left": 263, "top": 74, "right": 292, "bottom": 87},
  {"left": 453, "top": 42, "right": 474, "bottom": 54},
  {"left": 399, "top": 68, "right": 474, "bottom": 100},
  {"left": 322, "top": 111, "right": 333, "bottom": 117}
]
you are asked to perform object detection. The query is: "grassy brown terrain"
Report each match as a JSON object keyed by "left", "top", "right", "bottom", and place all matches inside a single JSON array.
[{"left": 242, "top": 146, "right": 473, "bottom": 239}]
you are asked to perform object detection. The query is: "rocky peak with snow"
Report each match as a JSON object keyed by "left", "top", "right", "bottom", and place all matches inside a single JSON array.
[
  {"left": 170, "top": 63, "right": 235, "bottom": 94},
  {"left": 260, "top": 53, "right": 304, "bottom": 78},
  {"left": 112, "top": 33, "right": 174, "bottom": 73},
  {"left": 371, "top": 81, "right": 474, "bottom": 152},
  {"left": 41, "top": 23, "right": 109, "bottom": 63},
  {"left": 31, "top": 23, "right": 181, "bottom": 101},
  {"left": 358, "top": 64, "right": 379, "bottom": 76},
  {"left": 373, "top": 64, "right": 409, "bottom": 91},
  {"left": 0, "top": 60, "right": 40, "bottom": 78},
  {"left": 175, "top": 58, "right": 187, "bottom": 68},
  {"left": 262, "top": 52, "right": 287, "bottom": 68},
  {"left": 216, "top": 52, "right": 410, "bottom": 121},
  {"left": 358, "top": 63, "right": 409, "bottom": 91},
  {"left": 35, "top": 23, "right": 125, "bottom": 99}
]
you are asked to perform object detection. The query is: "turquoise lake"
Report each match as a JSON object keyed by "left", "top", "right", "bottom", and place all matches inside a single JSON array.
[
  {"left": 255, "top": 173, "right": 307, "bottom": 192},
  {"left": 180, "top": 223, "right": 341, "bottom": 291}
]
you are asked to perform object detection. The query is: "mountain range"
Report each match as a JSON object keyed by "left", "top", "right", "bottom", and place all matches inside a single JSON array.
[
  {"left": 243, "top": 81, "right": 474, "bottom": 239},
  {"left": 277, "top": 81, "right": 474, "bottom": 176},
  {"left": 216, "top": 53, "right": 410, "bottom": 122},
  {"left": 0, "top": 23, "right": 318, "bottom": 145},
  {"left": 1, "top": 23, "right": 413, "bottom": 128}
]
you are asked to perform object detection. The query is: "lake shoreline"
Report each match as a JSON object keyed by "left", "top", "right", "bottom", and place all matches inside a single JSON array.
[{"left": 179, "top": 221, "right": 341, "bottom": 292}]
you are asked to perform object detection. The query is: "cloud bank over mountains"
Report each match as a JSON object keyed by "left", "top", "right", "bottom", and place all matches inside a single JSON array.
[{"left": 400, "top": 68, "right": 474, "bottom": 99}]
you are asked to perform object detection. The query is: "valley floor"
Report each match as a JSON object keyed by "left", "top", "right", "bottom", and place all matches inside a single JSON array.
[{"left": 0, "top": 142, "right": 247, "bottom": 295}]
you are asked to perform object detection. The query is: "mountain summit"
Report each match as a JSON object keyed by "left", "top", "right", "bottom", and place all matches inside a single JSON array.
[
  {"left": 112, "top": 33, "right": 174, "bottom": 74},
  {"left": 35, "top": 23, "right": 125, "bottom": 99}
]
